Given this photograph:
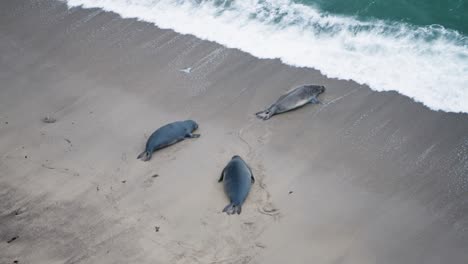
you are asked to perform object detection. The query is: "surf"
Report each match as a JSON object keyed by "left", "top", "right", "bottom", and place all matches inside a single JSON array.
[{"left": 63, "top": 0, "right": 468, "bottom": 113}]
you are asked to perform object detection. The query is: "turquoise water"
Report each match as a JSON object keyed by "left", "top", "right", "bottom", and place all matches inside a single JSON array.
[{"left": 303, "top": 0, "right": 468, "bottom": 34}]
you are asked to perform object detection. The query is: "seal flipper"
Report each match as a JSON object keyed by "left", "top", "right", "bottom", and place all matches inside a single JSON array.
[
  {"left": 255, "top": 110, "right": 273, "bottom": 120},
  {"left": 218, "top": 168, "right": 225, "bottom": 182},
  {"left": 137, "top": 151, "right": 152, "bottom": 161},
  {"left": 309, "top": 97, "right": 321, "bottom": 104},
  {"left": 223, "top": 203, "right": 234, "bottom": 214},
  {"left": 223, "top": 203, "right": 241, "bottom": 215},
  {"left": 247, "top": 166, "right": 255, "bottom": 183},
  {"left": 186, "top": 133, "right": 201, "bottom": 138}
]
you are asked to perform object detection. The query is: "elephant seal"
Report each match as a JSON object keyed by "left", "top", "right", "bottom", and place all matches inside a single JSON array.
[
  {"left": 256, "top": 85, "right": 325, "bottom": 120},
  {"left": 218, "top": 155, "right": 255, "bottom": 215},
  {"left": 137, "top": 120, "right": 200, "bottom": 161}
]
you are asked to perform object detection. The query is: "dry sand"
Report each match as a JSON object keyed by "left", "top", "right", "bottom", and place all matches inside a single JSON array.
[{"left": 1, "top": 0, "right": 468, "bottom": 263}]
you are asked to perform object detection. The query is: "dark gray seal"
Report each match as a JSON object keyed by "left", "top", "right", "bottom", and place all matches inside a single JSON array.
[
  {"left": 255, "top": 84, "right": 325, "bottom": 120},
  {"left": 137, "top": 120, "right": 200, "bottom": 161},
  {"left": 218, "top": 155, "right": 255, "bottom": 215}
]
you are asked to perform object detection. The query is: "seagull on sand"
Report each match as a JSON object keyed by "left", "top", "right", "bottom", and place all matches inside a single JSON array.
[{"left": 179, "top": 67, "right": 192, "bottom": 74}]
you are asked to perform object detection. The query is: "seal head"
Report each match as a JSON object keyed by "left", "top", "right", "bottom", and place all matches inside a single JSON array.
[
  {"left": 311, "top": 85, "right": 325, "bottom": 95},
  {"left": 184, "top": 119, "right": 199, "bottom": 131}
]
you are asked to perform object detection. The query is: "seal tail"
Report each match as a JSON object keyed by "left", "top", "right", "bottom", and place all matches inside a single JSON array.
[
  {"left": 222, "top": 203, "right": 242, "bottom": 215},
  {"left": 255, "top": 110, "right": 272, "bottom": 120},
  {"left": 137, "top": 151, "right": 152, "bottom": 161}
]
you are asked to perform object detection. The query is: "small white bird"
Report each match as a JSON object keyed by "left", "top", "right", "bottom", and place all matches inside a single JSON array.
[{"left": 179, "top": 67, "right": 192, "bottom": 74}]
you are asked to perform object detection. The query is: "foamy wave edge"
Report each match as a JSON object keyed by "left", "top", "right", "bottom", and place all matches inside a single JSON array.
[{"left": 63, "top": 0, "right": 468, "bottom": 113}]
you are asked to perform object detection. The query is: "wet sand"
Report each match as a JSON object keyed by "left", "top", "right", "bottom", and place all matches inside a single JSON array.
[{"left": 1, "top": 0, "right": 467, "bottom": 263}]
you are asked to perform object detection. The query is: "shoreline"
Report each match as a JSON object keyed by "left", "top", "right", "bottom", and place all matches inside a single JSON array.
[
  {"left": 62, "top": 0, "right": 468, "bottom": 114},
  {"left": 1, "top": 0, "right": 468, "bottom": 263}
]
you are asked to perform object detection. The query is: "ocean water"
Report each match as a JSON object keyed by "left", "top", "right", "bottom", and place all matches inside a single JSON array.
[
  {"left": 63, "top": 0, "right": 468, "bottom": 113},
  {"left": 303, "top": 0, "right": 468, "bottom": 35}
]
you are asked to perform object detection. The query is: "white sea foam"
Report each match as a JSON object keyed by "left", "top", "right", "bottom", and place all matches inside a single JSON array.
[{"left": 63, "top": 0, "right": 468, "bottom": 113}]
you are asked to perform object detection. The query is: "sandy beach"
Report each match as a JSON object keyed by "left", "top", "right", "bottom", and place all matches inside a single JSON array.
[{"left": 1, "top": 0, "right": 468, "bottom": 263}]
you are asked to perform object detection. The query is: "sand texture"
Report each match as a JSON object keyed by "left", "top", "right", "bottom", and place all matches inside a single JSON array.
[{"left": 1, "top": 1, "right": 468, "bottom": 263}]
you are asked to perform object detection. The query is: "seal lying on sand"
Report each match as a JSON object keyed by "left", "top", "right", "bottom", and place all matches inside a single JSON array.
[
  {"left": 256, "top": 85, "right": 325, "bottom": 120},
  {"left": 219, "top": 155, "right": 255, "bottom": 215},
  {"left": 137, "top": 120, "right": 200, "bottom": 161}
]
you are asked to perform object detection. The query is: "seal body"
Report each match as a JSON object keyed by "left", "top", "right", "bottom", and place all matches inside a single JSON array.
[
  {"left": 137, "top": 120, "right": 200, "bottom": 161},
  {"left": 256, "top": 85, "right": 325, "bottom": 120},
  {"left": 218, "top": 155, "right": 255, "bottom": 215}
]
